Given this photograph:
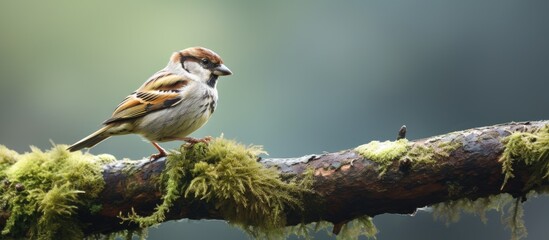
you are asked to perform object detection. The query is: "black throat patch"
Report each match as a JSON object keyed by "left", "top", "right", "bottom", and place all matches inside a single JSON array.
[{"left": 207, "top": 75, "right": 218, "bottom": 88}]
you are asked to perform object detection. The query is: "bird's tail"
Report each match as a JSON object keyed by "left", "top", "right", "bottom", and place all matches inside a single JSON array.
[{"left": 67, "top": 126, "right": 111, "bottom": 152}]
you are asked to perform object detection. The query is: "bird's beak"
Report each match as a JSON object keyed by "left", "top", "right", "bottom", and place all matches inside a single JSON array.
[{"left": 213, "top": 64, "right": 232, "bottom": 76}]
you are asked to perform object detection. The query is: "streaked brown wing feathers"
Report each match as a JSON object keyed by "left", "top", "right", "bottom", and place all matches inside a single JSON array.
[
  {"left": 141, "top": 74, "right": 190, "bottom": 91},
  {"left": 104, "top": 91, "right": 182, "bottom": 124},
  {"left": 103, "top": 73, "right": 190, "bottom": 124}
]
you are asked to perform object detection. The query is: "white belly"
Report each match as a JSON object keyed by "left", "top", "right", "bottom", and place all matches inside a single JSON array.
[{"left": 135, "top": 86, "right": 217, "bottom": 142}]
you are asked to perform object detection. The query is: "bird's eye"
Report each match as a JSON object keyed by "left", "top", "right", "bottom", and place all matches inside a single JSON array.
[{"left": 201, "top": 58, "right": 210, "bottom": 65}]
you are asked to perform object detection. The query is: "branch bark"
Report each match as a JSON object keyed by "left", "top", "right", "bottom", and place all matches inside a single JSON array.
[{"left": 5, "top": 121, "right": 549, "bottom": 235}]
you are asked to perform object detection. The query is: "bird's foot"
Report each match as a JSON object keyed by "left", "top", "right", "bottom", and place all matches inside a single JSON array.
[
  {"left": 149, "top": 142, "right": 167, "bottom": 161},
  {"left": 181, "top": 136, "right": 212, "bottom": 148},
  {"left": 149, "top": 152, "right": 167, "bottom": 161}
]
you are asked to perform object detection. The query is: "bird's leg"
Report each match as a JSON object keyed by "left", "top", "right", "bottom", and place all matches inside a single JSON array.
[
  {"left": 149, "top": 141, "right": 167, "bottom": 161},
  {"left": 178, "top": 136, "right": 212, "bottom": 148}
]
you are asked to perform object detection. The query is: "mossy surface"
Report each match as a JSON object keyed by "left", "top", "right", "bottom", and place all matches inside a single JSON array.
[
  {"left": 0, "top": 145, "right": 114, "bottom": 239},
  {"left": 431, "top": 125, "right": 549, "bottom": 240},
  {"left": 406, "top": 140, "right": 461, "bottom": 167},
  {"left": 355, "top": 139, "right": 410, "bottom": 175},
  {"left": 432, "top": 193, "right": 527, "bottom": 240},
  {"left": 0, "top": 139, "right": 363, "bottom": 239},
  {"left": 355, "top": 138, "right": 461, "bottom": 175},
  {"left": 268, "top": 216, "right": 376, "bottom": 240},
  {"left": 336, "top": 216, "right": 377, "bottom": 240},
  {"left": 499, "top": 125, "right": 549, "bottom": 190},
  {"left": 123, "top": 137, "right": 313, "bottom": 238}
]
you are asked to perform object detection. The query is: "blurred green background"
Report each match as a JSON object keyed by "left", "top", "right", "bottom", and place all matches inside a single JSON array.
[{"left": 1, "top": 0, "right": 549, "bottom": 239}]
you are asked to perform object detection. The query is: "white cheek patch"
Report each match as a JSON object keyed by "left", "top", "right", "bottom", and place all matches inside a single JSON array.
[
  {"left": 184, "top": 61, "right": 210, "bottom": 82},
  {"left": 184, "top": 61, "right": 200, "bottom": 72}
]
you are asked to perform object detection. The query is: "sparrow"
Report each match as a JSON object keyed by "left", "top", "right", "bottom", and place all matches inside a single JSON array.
[{"left": 68, "top": 47, "right": 232, "bottom": 160}]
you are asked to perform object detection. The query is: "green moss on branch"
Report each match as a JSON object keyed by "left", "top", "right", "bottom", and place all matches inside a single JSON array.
[
  {"left": 122, "top": 137, "right": 313, "bottom": 238},
  {"left": 354, "top": 138, "right": 461, "bottom": 175},
  {"left": 355, "top": 139, "right": 409, "bottom": 175},
  {"left": 0, "top": 145, "right": 114, "bottom": 239},
  {"left": 432, "top": 193, "right": 528, "bottom": 240},
  {"left": 499, "top": 125, "right": 549, "bottom": 190},
  {"left": 430, "top": 124, "right": 549, "bottom": 240}
]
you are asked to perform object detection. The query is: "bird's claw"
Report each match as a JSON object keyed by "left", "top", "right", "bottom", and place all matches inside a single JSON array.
[
  {"left": 149, "top": 152, "right": 166, "bottom": 161},
  {"left": 182, "top": 136, "right": 212, "bottom": 148}
]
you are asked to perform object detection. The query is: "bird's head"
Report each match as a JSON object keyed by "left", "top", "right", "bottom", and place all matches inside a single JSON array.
[{"left": 169, "top": 47, "right": 232, "bottom": 88}]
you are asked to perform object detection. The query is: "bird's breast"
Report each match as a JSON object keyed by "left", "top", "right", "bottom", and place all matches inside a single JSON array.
[{"left": 136, "top": 86, "right": 218, "bottom": 142}]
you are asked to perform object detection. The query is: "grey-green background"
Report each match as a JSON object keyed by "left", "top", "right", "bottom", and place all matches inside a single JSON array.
[{"left": 1, "top": 1, "right": 549, "bottom": 239}]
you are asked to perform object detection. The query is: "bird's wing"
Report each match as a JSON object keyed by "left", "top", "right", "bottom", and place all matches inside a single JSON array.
[{"left": 103, "top": 73, "right": 190, "bottom": 124}]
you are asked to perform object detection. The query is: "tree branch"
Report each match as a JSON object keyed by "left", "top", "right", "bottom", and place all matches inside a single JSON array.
[{"left": 2, "top": 121, "right": 548, "bottom": 237}]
